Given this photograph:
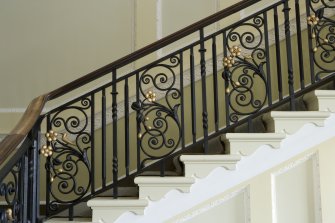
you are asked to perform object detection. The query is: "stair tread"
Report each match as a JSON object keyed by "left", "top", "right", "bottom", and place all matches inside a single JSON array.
[
  {"left": 221, "top": 133, "right": 286, "bottom": 140},
  {"left": 135, "top": 176, "right": 195, "bottom": 184},
  {"left": 180, "top": 154, "right": 241, "bottom": 161},
  {"left": 87, "top": 197, "right": 148, "bottom": 207},
  {"left": 270, "top": 111, "right": 330, "bottom": 117}
]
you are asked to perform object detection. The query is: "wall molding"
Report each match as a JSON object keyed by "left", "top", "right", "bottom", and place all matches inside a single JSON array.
[
  {"left": 173, "top": 186, "right": 251, "bottom": 223},
  {"left": 271, "top": 152, "right": 322, "bottom": 223}
]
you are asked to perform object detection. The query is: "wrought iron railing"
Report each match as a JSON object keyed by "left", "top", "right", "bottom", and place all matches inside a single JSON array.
[{"left": 0, "top": 0, "right": 334, "bottom": 222}]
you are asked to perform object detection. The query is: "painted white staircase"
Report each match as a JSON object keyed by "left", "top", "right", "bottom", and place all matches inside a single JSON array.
[{"left": 47, "top": 90, "right": 335, "bottom": 223}]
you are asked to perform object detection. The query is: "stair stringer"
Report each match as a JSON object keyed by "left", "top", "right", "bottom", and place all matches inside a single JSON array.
[{"left": 113, "top": 113, "right": 335, "bottom": 223}]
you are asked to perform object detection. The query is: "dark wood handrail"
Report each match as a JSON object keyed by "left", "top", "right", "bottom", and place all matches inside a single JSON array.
[
  {"left": 0, "top": 95, "right": 48, "bottom": 165},
  {"left": 0, "top": 0, "right": 260, "bottom": 166}
]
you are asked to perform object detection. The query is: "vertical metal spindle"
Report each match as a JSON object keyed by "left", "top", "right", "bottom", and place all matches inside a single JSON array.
[
  {"left": 305, "top": 0, "right": 315, "bottom": 84},
  {"left": 35, "top": 126, "right": 41, "bottom": 222},
  {"left": 274, "top": 6, "right": 283, "bottom": 101},
  {"left": 295, "top": 0, "right": 305, "bottom": 89},
  {"left": 247, "top": 117, "right": 253, "bottom": 133},
  {"left": 90, "top": 93, "right": 95, "bottom": 194},
  {"left": 136, "top": 72, "right": 141, "bottom": 171},
  {"left": 190, "top": 48, "right": 197, "bottom": 144},
  {"left": 19, "top": 156, "right": 25, "bottom": 221},
  {"left": 160, "top": 160, "right": 165, "bottom": 177},
  {"left": 124, "top": 79, "right": 130, "bottom": 176},
  {"left": 101, "top": 89, "right": 106, "bottom": 187},
  {"left": 263, "top": 11, "right": 272, "bottom": 106},
  {"left": 199, "top": 28, "right": 209, "bottom": 153},
  {"left": 223, "top": 31, "right": 230, "bottom": 127},
  {"left": 69, "top": 206, "right": 74, "bottom": 221},
  {"left": 23, "top": 152, "right": 29, "bottom": 223},
  {"left": 212, "top": 36, "right": 219, "bottom": 132},
  {"left": 283, "top": 0, "right": 296, "bottom": 111},
  {"left": 180, "top": 52, "right": 185, "bottom": 149},
  {"left": 111, "top": 69, "right": 118, "bottom": 198},
  {"left": 45, "top": 114, "right": 51, "bottom": 217},
  {"left": 30, "top": 126, "right": 40, "bottom": 222}
]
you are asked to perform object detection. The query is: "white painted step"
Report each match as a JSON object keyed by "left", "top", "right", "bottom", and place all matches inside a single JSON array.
[
  {"left": 221, "top": 133, "right": 286, "bottom": 156},
  {"left": 314, "top": 90, "right": 335, "bottom": 112},
  {"left": 264, "top": 111, "right": 330, "bottom": 134},
  {"left": 87, "top": 197, "right": 148, "bottom": 223},
  {"left": 180, "top": 154, "right": 241, "bottom": 178},
  {"left": 134, "top": 176, "right": 195, "bottom": 201}
]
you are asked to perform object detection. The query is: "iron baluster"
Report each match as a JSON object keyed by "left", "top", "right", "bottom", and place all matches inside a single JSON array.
[
  {"left": 305, "top": 0, "right": 316, "bottom": 84},
  {"left": 101, "top": 89, "right": 107, "bottom": 187},
  {"left": 180, "top": 52, "right": 185, "bottom": 149},
  {"left": 274, "top": 6, "right": 283, "bottom": 101},
  {"left": 283, "top": 0, "right": 296, "bottom": 111},
  {"left": 199, "top": 28, "right": 209, "bottom": 154},
  {"left": 263, "top": 11, "right": 272, "bottom": 106},
  {"left": 212, "top": 36, "right": 219, "bottom": 132},
  {"left": 222, "top": 30, "right": 230, "bottom": 128},
  {"left": 111, "top": 69, "right": 118, "bottom": 198},
  {"left": 124, "top": 79, "right": 130, "bottom": 177},
  {"left": 90, "top": 93, "right": 95, "bottom": 195},
  {"left": 136, "top": 72, "right": 141, "bottom": 171},
  {"left": 190, "top": 47, "right": 197, "bottom": 144},
  {"left": 295, "top": 0, "right": 305, "bottom": 89}
]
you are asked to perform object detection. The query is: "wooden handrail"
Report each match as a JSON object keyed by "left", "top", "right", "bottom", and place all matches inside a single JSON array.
[
  {"left": 0, "top": 0, "right": 260, "bottom": 166},
  {"left": 0, "top": 95, "right": 48, "bottom": 165}
]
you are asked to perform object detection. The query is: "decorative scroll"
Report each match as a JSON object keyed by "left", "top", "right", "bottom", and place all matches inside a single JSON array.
[
  {"left": 308, "top": 0, "right": 335, "bottom": 80},
  {"left": 43, "top": 97, "right": 92, "bottom": 213},
  {"left": 223, "top": 15, "right": 268, "bottom": 123},
  {"left": 132, "top": 55, "right": 181, "bottom": 166},
  {"left": 0, "top": 163, "right": 21, "bottom": 222}
]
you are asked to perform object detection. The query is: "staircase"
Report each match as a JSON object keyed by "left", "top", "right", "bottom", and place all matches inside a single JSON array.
[
  {"left": 0, "top": 0, "right": 335, "bottom": 222},
  {"left": 78, "top": 89, "right": 333, "bottom": 223}
]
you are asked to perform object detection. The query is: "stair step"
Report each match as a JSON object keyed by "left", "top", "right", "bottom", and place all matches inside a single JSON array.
[
  {"left": 87, "top": 197, "right": 148, "bottom": 223},
  {"left": 134, "top": 176, "right": 195, "bottom": 201},
  {"left": 180, "top": 154, "right": 241, "bottom": 178},
  {"left": 264, "top": 111, "right": 330, "bottom": 134},
  {"left": 314, "top": 90, "right": 335, "bottom": 112},
  {"left": 221, "top": 133, "right": 285, "bottom": 156}
]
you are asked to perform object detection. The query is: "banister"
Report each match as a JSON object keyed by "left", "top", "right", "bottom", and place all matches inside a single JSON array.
[
  {"left": 48, "top": 0, "right": 261, "bottom": 100},
  {"left": 0, "top": 95, "right": 48, "bottom": 165}
]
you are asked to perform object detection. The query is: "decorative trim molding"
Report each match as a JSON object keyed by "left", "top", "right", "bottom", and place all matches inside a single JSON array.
[
  {"left": 270, "top": 152, "right": 322, "bottom": 223},
  {"left": 173, "top": 186, "right": 251, "bottom": 223}
]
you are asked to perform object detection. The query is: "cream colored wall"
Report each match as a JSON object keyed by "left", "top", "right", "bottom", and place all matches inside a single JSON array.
[{"left": 168, "top": 136, "right": 335, "bottom": 223}]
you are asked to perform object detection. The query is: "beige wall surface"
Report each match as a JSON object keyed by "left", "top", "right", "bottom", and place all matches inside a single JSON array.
[
  {"left": 0, "top": 0, "right": 134, "bottom": 109},
  {"left": 168, "top": 136, "right": 335, "bottom": 223}
]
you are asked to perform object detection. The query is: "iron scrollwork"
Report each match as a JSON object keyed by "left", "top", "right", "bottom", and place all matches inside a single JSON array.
[
  {"left": 43, "top": 97, "right": 92, "bottom": 213},
  {"left": 132, "top": 55, "right": 182, "bottom": 166},
  {"left": 0, "top": 164, "right": 21, "bottom": 222},
  {"left": 223, "top": 15, "right": 268, "bottom": 123},
  {"left": 308, "top": 0, "right": 335, "bottom": 80}
]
